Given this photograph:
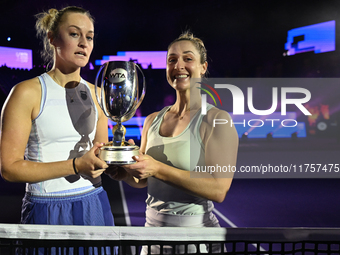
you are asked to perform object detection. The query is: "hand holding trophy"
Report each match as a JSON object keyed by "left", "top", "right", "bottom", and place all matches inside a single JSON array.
[{"left": 95, "top": 61, "right": 146, "bottom": 165}]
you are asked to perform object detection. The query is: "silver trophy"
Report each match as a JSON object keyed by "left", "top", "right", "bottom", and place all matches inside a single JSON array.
[{"left": 95, "top": 61, "right": 146, "bottom": 165}]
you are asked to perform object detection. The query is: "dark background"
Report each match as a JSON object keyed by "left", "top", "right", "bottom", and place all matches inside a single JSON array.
[
  {"left": 1, "top": 0, "right": 340, "bottom": 112},
  {"left": 2, "top": 0, "right": 340, "bottom": 115},
  {"left": 2, "top": 0, "right": 340, "bottom": 77},
  {"left": 1, "top": 0, "right": 340, "bottom": 228}
]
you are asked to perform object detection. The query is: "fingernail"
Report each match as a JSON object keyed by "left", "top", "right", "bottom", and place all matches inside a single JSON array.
[{"left": 135, "top": 156, "right": 139, "bottom": 159}]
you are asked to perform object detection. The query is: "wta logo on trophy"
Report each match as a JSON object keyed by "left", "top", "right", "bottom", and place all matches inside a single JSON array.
[{"left": 109, "top": 68, "right": 127, "bottom": 83}]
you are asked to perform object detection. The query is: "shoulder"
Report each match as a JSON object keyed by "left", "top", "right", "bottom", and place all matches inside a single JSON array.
[
  {"left": 200, "top": 106, "right": 237, "bottom": 144},
  {"left": 9, "top": 77, "right": 41, "bottom": 101},
  {"left": 208, "top": 107, "right": 238, "bottom": 140},
  {"left": 204, "top": 106, "right": 232, "bottom": 125},
  {"left": 2, "top": 77, "right": 41, "bottom": 119},
  {"left": 85, "top": 80, "right": 101, "bottom": 102},
  {"left": 83, "top": 80, "right": 98, "bottom": 102},
  {"left": 83, "top": 80, "right": 95, "bottom": 91},
  {"left": 141, "top": 111, "right": 160, "bottom": 137},
  {"left": 143, "top": 111, "right": 160, "bottom": 129},
  {"left": 85, "top": 80, "right": 94, "bottom": 87}
]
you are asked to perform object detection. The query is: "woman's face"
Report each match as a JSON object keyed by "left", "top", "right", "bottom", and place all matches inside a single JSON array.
[
  {"left": 166, "top": 40, "right": 207, "bottom": 91},
  {"left": 51, "top": 12, "right": 94, "bottom": 70}
]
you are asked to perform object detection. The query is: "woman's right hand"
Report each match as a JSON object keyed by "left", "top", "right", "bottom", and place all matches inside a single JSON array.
[{"left": 74, "top": 142, "right": 108, "bottom": 179}]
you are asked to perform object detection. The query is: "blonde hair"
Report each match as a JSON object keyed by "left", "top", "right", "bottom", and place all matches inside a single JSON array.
[
  {"left": 35, "top": 6, "right": 94, "bottom": 66},
  {"left": 168, "top": 31, "right": 207, "bottom": 64}
]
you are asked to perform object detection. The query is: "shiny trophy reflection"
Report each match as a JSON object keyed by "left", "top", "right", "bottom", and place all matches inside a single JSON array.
[{"left": 95, "top": 61, "right": 146, "bottom": 164}]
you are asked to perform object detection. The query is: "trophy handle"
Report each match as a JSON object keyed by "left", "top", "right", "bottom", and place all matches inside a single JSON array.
[
  {"left": 95, "top": 63, "right": 105, "bottom": 109},
  {"left": 134, "top": 64, "right": 146, "bottom": 110},
  {"left": 120, "top": 63, "right": 146, "bottom": 122},
  {"left": 95, "top": 63, "right": 111, "bottom": 118}
]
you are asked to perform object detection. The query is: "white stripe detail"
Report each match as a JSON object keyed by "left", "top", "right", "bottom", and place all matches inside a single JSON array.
[
  {"left": 118, "top": 181, "right": 131, "bottom": 226},
  {"left": 212, "top": 208, "right": 238, "bottom": 228}
]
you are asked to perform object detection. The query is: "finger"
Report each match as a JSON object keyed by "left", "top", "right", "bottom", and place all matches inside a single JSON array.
[
  {"left": 95, "top": 158, "right": 108, "bottom": 169},
  {"left": 88, "top": 168, "right": 106, "bottom": 178},
  {"left": 122, "top": 157, "right": 144, "bottom": 170},
  {"left": 132, "top": 155, "right": 142, "bottom": 162},
  {"left": 127, "top": 139, "right": 135, "bottom": 145},
  {"left": 92, "top": 142, "right": 105, "bottom": 149},
  {"left": 140, "top": 172, "right": 151, "bottom": 180},
  {"left": 95, "top": 168, "right": 107, "bottom": 175},
  {"left": 92, "top": 142, "right": 105, "bottom": 155}
]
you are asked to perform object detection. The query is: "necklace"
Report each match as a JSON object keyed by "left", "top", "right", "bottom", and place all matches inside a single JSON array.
[
  {"left": 169, "top": 106, "right": 191, "bottom": 120},
  {"left": 177, "top": 110, "right": 190, "bottom": 120},
  {"left": 66, "top": 90, "right": 77, "bottom": 103},
  {"left": 178, "top": 113, "right": 187, "bottom": 120}
]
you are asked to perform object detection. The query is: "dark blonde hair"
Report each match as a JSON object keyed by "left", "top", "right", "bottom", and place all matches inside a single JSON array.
[
  {"left": 35, "top": 6, "right": 94, "bottom": 66},
  {"left": 168, "top": 31, "right": 207, "bottom": 64}
]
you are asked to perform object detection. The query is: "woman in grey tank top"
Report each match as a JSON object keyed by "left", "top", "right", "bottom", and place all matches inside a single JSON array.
[{"left": 107, "top": 31, "right": 239, "bottom": 254}]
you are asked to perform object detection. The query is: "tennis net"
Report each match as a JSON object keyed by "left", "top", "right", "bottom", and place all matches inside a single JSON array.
[{"left": 0, "top": 224, "right": 340, "bottom": 254}]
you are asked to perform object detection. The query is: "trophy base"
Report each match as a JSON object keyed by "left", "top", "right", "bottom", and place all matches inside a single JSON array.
[{"left": 99, "top": 142, "right": 139, "bottom": 165}]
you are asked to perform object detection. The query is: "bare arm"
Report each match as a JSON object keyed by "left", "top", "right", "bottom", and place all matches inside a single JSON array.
[
  {"left": 0, "top": 79, "right": 108, "bottom": 183},
  {"left": 123, "top": 109, "right": 238, "bottom": 203}
]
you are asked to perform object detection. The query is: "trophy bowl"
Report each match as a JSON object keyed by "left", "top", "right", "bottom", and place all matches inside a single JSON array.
[{"left": 95, "top": 61, "right": 146, "bottom": 165}]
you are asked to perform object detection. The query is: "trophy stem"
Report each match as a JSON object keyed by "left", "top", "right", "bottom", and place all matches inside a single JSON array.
[{"left": 112, "top": 120, "right": 125, "bottom": 146}]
